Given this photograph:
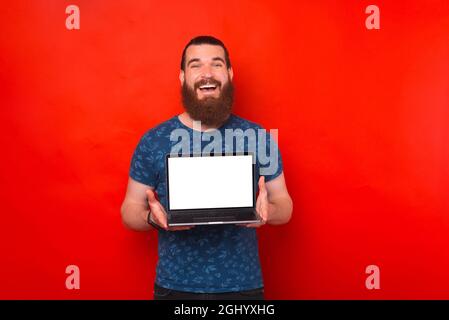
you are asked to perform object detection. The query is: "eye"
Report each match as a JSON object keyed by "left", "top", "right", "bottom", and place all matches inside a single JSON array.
[
  {"left": 213, "top": 63, "right": 223, "bottom": 67},
  {"left": 190, "top": 64, "right": 200, "bottom": 69}
]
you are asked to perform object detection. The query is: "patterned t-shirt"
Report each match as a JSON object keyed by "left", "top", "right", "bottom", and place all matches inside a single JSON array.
[{"left": 129, "top": 113, "right": 283, "bottom": 293}]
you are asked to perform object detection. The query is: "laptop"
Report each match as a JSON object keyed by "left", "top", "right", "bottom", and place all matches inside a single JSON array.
[{"left": 165, "top": 152, "right": 262, "bottom": 226}]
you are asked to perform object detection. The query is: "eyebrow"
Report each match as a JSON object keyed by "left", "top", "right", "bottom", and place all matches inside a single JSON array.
[
  {"left": 187, "top": 58, "right": 200, "bottom": 67},
  {"left": 187, "top": 57, "right": 226, "bottom": 67},
  {"left": 212, "top": 57, "right": 225, "bottom": 64}
]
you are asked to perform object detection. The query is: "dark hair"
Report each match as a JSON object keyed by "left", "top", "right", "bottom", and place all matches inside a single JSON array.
[{"left": 180, "top": 35, "right": 232, "bottom": 71}]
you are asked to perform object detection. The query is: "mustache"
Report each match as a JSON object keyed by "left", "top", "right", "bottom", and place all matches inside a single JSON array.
[{"left": 194, "top": 78, "right": 222, "bottom": 90}]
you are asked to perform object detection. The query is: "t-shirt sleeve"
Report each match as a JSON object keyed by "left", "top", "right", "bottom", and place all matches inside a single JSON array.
[
  {"left": 257, "top": 129, "right": 283, "bottom": 182},
  {"left": 129, "top": 133, "right": 157, "bottom": 187}
]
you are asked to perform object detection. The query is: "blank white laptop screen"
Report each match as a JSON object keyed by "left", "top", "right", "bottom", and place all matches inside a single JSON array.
[{"left": 167, "top": 155, "right": 254, "bottom": 210}]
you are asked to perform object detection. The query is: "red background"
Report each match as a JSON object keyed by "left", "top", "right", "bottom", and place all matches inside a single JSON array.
[{"left": 0, "top": 0, "right": 448, "bottom": 299}]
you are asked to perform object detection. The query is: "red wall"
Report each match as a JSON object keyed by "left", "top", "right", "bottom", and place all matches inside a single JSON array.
[{"left": 0, "top": 0, "right": 448, "bottom": 299}]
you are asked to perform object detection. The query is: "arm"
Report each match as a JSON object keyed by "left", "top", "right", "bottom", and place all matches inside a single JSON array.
[
  {"left": 264, "top": 172, "right": 293, "bottom": 225},
  {"left": 250, "top": 172, "right": 293, "bottom": 227},
  {"left": 120, "top": 177, "right": 153, "bottom": 231},
  {"left": 120, "top": 177, "right": 192, "bottom": 232}
]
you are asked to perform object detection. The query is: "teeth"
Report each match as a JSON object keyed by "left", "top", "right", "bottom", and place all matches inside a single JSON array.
[{"left": 199, "top": 84, "right": 216, "bottom": 89}]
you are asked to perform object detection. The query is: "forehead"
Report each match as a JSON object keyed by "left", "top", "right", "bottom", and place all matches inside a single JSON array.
[{"left": 185, "top": 44, "right": 226, "bottom": 62}]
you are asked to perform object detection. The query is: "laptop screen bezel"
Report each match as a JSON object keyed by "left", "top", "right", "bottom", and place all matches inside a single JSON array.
[{"left": 165, "top": 152, "right": 256, "bottom": 213}]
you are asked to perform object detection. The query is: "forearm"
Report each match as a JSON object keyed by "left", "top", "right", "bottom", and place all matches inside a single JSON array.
[
  {"left": 266, "top": 196, "right": 293, "bottom": 225},
  {"left": 121, "top": 201, "right": 152, "bottom": 231}
]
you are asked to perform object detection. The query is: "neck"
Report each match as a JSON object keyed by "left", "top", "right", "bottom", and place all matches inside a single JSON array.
[{"left": 178, "top": 112, "right": 229, "bottom": 132}]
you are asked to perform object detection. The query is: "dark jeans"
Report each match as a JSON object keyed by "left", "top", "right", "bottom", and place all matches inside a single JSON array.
[{"left": 153, "top": 282, "right": 265, "bottom": 300}]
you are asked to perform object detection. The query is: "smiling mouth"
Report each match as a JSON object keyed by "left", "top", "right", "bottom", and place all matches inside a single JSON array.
[{"left": 198, "top": 84, "right": 218, "bottom": 93}]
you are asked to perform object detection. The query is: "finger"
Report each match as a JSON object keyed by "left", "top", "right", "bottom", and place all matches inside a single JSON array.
[
  {"left": 146, "top": 189, "right": 158, "bottom": 205},
  {"left": 237, "top": 223, "right": 250, "bottom": 227},
  {"left": 169, "top": 226, "right": 194, "bottom": 231},
  {"left": 237, "top": 221, "right": 264, "bottom": 228},
  {"left": 245, "top": 222, "right": 263, "bottom": 228},
  {"left": 258, "top": 176, "right": 266, "bottom": 192},
  {"left": 261, "top": 195, "right": 268, "bottom": 219},
  {"left": 150, "top": 206, "right": 168, "bottom": 229},
  {"left": 156, "top": 201, "right": 169, "bottom": 216},
  {"left": 257, "top": 204, "right": 264, "bottom": 222},
  {"left": 145, "top": 190, "right": 169, "bottom": 229},
  {"left": 256, "top": 195, "right": 268, "bottom": 222},
  {"left": 260, "top": 203, "right": 268, "bottom": 223},
  {"left": 149, "top": 212, "right": 168, "bottom": 230}
]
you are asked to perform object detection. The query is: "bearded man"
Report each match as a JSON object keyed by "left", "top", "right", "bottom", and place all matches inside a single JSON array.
[{"left": 121, "top": 36, "right": 293, "bottom": 300}]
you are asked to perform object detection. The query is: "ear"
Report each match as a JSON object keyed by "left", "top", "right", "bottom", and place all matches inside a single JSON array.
[
  {"left": 228, "top": 67, "right": 234, "bottom": 81},
  {"left": 179, "top": 70, "right": 185, "bottom": 85}
]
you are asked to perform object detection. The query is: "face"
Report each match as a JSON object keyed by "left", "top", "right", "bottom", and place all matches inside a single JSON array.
[
  {"left": 180, "top": 44, "right": 235, "bottom": 127},
  {"left": 180, "top": 44, "right": 233, "bottom": 100}
]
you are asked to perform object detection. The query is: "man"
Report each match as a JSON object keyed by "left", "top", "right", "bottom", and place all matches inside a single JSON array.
[{"left": 121, "top": 36, "right": 293, "bottom": 300}]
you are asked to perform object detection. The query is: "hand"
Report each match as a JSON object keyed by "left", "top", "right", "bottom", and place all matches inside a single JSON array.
[
  {"left": 146, "top": 189, "right": 193, "bottom": 231},
  {"left": 241, "top": 176, "right": 269, "bottom": 228}
]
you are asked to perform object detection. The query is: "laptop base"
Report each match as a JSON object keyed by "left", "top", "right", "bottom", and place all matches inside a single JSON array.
[{"left": 167, "top": 209, "right": 261, "bottom": 227}]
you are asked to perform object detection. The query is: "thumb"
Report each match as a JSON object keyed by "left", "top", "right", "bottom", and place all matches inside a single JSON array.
[
  {"left": 146, "top": 189, "right": 157, "bottom": 204},
  {"left": 258, "top": 176, "right": 266, "bottom": 190}
]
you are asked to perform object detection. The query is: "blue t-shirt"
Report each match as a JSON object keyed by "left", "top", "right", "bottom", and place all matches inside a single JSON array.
[{"left": 129, "top": 114, "right": 283, "bottom": 293}]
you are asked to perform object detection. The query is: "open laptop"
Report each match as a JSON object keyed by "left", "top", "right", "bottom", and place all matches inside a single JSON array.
[{"left": 165, "top": 152, "right": 262, "bottom": 226}]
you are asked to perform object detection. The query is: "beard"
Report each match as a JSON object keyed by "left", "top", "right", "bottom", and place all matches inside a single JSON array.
[{"left": 181, "top": 78, "right": 234, "bottom": 127}]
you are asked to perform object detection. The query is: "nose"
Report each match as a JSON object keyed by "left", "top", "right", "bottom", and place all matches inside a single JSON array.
[{"left": 200, "top": 64, "right": 213, "bottom": 78}]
